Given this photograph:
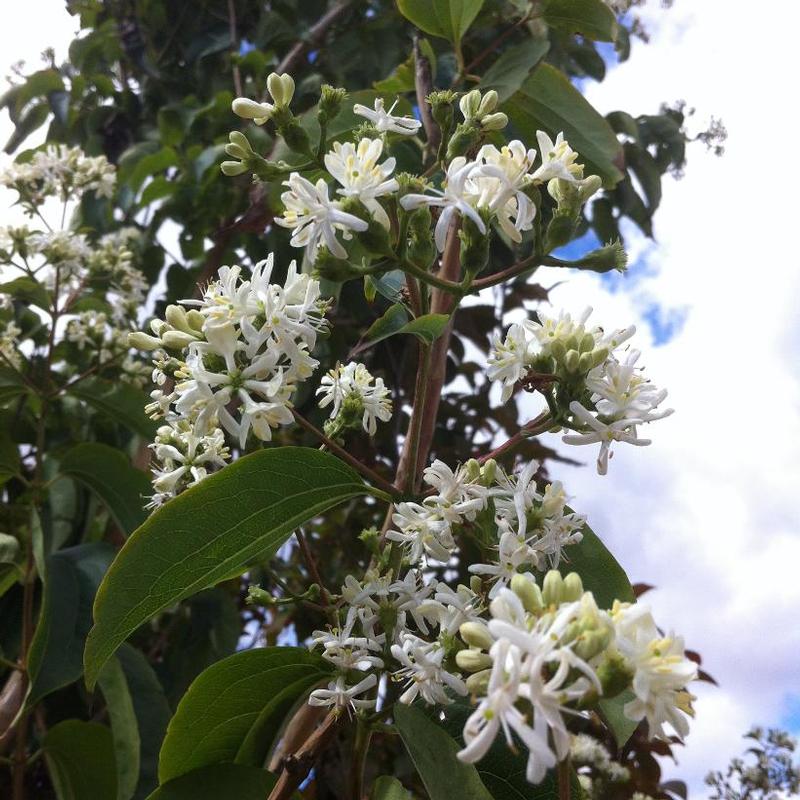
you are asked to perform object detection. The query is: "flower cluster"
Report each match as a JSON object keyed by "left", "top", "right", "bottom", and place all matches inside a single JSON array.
[
  {"left": 131, "top": 255, "right": 329, "bottom": 502},
  {"left": 0, "top": 144, "right": 115, "bottom": 208},
  {"left": 489, "top": 307, "right": 672, "bottom": 473},
  {"left": 317, "top": 361, "right": 392, "bottom": 436}
]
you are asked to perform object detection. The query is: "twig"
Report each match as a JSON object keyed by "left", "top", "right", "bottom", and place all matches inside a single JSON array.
[
  {"left": 472, "top": 252, "right": 540, "bottom": 290},
  {"left": 414, "top": 35, "right": 439, "bottom": 158},
  {"left": 557, "top": 757, "right": 571, "bottom": 800},
  {"left": 477, "top": 412, "right": 552, "bottom": 464},
  {"left": 291, "top": 410, "right": 402, "bottom": 499}
]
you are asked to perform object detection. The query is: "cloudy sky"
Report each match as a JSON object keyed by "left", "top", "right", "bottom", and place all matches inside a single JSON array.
[{"left": 2, "top": 0, "right": 799, "bottom": 795}]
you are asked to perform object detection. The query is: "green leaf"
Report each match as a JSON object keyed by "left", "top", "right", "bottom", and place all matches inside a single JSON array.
[
  {"left": 0, "top": 276, "right": 50, "bottom": 310},
  {"left": 60, "top": 443, "right": 151, "bottom": 535},
  {"left": 158, "top": 646, "right": 329, "bottom": 781},
  {"left": 480, "top": 40, "right": 550, "bottom": 102},
  {"left": 374, "top": 39, "right": 436, "bottom": 94},
  {"left": 140, "top": 176, "right": 177, "bottom": 207},
  {"left": 400, "top": 313, "right": 450, "bottom": 344},
  {"left": 84, "top": 447, "right": 369, "bottom": 688},
  {"left": 117, "top": 644, "right": 172, "bottom": 800},
  {"left": 4, "top": 102, "right": 50, "bottom": 153},
  {"left": 565, "top": 513, "right": 634, "bottom": 608},
  {"left": 363, "top": 303, "right": 410, "bottom": 345},
  {"left": 44, "top": 720, "right": 118, "bottom": 800},
  {"left": 0, "top": 432, "right": 20, "bottom": 486},
  {"left": 543, "top": 0, "right": 618, "bottom": 42},
  {"left": 396, "top": 0, "right": 485, "bottom": 43},
  {"left": 504, "top": 64, "right": 624, "bottom": 186},
  {"left": 99, "top": 656, "right": 141, "bottom": 800},
  {"left": 68, "top": 378, "right": 158, "bottom": 439},
  {"left": 0, "top": 367, "right": 27, "bottom": 406},
  {"left": 27, "top": 542, "right": 115, "bottom": 706},
  {"left": 598, "top": 688, "right": 640, "bottom": 749},
  {"left": 372, "top": 776, "right": 412, "bottom": 799},
  {"left": 146, "top": 764, "right": 275, "bottom": 800},
  {"left": 394, "top": 704, "right": 492, "bottom": 800},
  {"left": 433, "top": 700, "right": 579, "bottom": 799},
  {"left": 127, "top": 146, "right": 179, "bottom": 193}
]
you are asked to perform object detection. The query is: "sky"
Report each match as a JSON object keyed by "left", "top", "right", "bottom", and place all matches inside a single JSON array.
[{"left": 2, "top": 0, "right": 799, "bottom": 796}]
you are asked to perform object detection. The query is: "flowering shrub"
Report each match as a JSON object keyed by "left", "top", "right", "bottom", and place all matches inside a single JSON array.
[{"left": 0, "top": 2, "right": 713, "bottom": 799}]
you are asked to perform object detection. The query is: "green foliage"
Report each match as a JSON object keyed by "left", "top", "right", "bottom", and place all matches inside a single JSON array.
[
  {"left": 145, "top": 764, "right": 276, "bottom": 800},
  {"left": 396, "top": 0, "right": 486, "bottom": 43},
  {"left": 84, "top": 447, "right": 369, "bottom": 687}
]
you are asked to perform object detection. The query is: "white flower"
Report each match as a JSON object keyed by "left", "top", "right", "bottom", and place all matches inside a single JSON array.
[
  {"left": 276, "top": 172, "right": 368, "bottom": 261},
  {"left": 400, "top": 157, "right": 486, "bottom": 251},
  {"left": 391, "top": 633, "right": 467, "bottom": 705},
  {"left": 308, "top": 673, "right": 378, "bottom": 713},
  {"left": 487, "top": 323, "right": 530, "bottom": 402},
  {"left": 353, "top": 98, "right": 422, "bottom": 135},
  {"left": 324, "top": 137, "right": 398, "bottom": 228},
  {"left": 311, "top": 619, "right": 384, "bottom": 670},
  {"left": 386, "top": 501, "right": 455, "bottom": 564},
  {"left": 531, "top": 131, "right": 583, "bottom": 184},
  {"left": 317, "top": 361, "right": 392, "bottom": 435},
  {"left": 422, "top": 459, "right": 491, "bottom": 524}
]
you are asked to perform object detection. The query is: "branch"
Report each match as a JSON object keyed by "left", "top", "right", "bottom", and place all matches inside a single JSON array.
[
  {"left": 291, "top": 410, "right": 402, "bottom": 499},
  {"left": 477, "top": 412, "right": 552, "bottom": 464},
  {"left": 275, "top": 0, "right": 355, "bottom": 75},
  {"left": 472, "top": 253, "right": 539, "bottom": 290},
  {"left": 414, "top": 35, "right": 439, "bottom": 158}
]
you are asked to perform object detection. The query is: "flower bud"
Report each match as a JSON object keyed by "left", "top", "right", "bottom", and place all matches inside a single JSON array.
[
  {"left": 564, "top": 349, "right": 581, "bottom": 373},
  {"left": 542, "top": 570, "right": 564, "bottom": 606},
  {"left": 477, "top": 90, "right": 499, "bottom": 116},
  {"left": 165, "top": 304, "right": 191, "bottom": 333},
  {"left": 312, "top": 249, "right": 364, "bottom": 283},
  {"left": 511, "top": 573, "right": 544, "bottom": 614},
  {"left": 185, "top": 310, "right": 206, "bottom": 332},
  {"left": 459, "top": 621, "right": 493, "bottom": 651},
  {"left": 596, "top": 650, "right": 635, "bottom": 699},
  {"left": 574, "top": 627, "right": 613, "bottom": 662},
  {"left": 161, "top": 330, "right": 197, "bottom": 350},
  {"left": 428, "top": 89, "right": 457, "bottom": 136},
  {"left": 579, "top": 332, "right": 595, "bottom": 353},
  {"left": 469, "top": 575, "right": 483, "bottom": 595},
  {"left": 220, "top": 160, "right": 249, "bottom": 177},
  {"left": 591, "top": 347, "right": 609, "bottom": 368},
  {"left": 465, "top": 669, "right": 491, "bottom": 695},
  {"left": 446, "top": 123, "right": 482, "bottom": 160},
  {"left": 319, "top": 85, "right": 347, "bottom": 123},
  {"left": 231, "top": 97, "right": 274, "bottom": 124},
  {"left": 128, "top": 331, "right": 162, "bottom": 350},
  {"left": 267, "top": 72, "right": 295, "bottom": 107},
  {"left": 480, "top": 112, "right": 508, "bottom": 131},
  {"left": 480, "top": 459, "right": 497, "bottom": 486},
  {"left": 459, "top": 89, "right": 482, "bottom": 120},
  {"left": 571, "top": 240, "right": 628, "bottom": 274},
  {"left": 562, "top": 572, "right": 584, "bottom": 602},
  {"left": 456, "top": 649, "right": 493, "bottom": 673},
  {"left": 578, "top": 351, "right": 595, "bottom": 373},
  {"left": 550, "top": 339, "right": 566, "bottom": 361},
  {"left": 228, "top": 130, "right": 254, "bottom": 156}
]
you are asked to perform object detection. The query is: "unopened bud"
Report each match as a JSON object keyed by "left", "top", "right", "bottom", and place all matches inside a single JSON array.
[
  {"left": 579, "top": 332, "right": 595, "bottom": 353},
  {"left": 465, "top": 669, "right": 491, "bottom": 695},
  {"left": 231, "top": 97, "right": 274, "bottom": 124},
  {"left": 480, "top": 459, "right": 497, "bottom": 486},
  {"left": 456, "top": 649, "right": 493, "bottom": 673},
  {"left": 564, "top": 349, "right": 581, "bottom": 373},
  {"left": 220, "top": 160, "right": 249, "bottom": 176},
  {"left": 267, "top": 72, "right": 295, "bottom": 107},
  {"left": 319, "top": 85, "right": 347, "bottom": 123},
  {"left": 578, "top": 351, "right": 594, "bottom": 373},
  {"left": 550, "top": 339, "right": 566, "bottom": 361},
  {"left": 511, "top": 573, "right": 544, "bottom": 614},
  {"left": 128, "top": 331, "right": 162, "bottom": 350},
  {"left": 480, "top": 112, "right": 508, "bottom": 131},
  {"left": 469, "top": 575, "right": 483, "bottom": 595},
  {"left": 574, "top": 628, "right": 612, "bottom": 662},
  {"left": 562, "top": 572, "right": 584, "bottom": 602},
  {"left": 542, "top": 570, "right": 564, "bottom": 606},
  {"left": 161, "top": 330, "right": 197, "bottom": 349},
  {"left": 459, "top": 621, "right": 493, "bottom": 651},
  {"left": 228, "top": 130, "right": 254, "bottom": 155},
  {"left": 185, "top": 310, "right": 206, "bottom": 332},
  {"left": 591, "top": 347, "right": 609, "bottom": 368},
  {"left": 477, "top": 90, "right": 498, "bottom": 116},
  {"left": 459, "top": 90, "right": 482, "bottom": 120},
  {"left": 165, "top": 304, "right": 190, "bottom": 332}
]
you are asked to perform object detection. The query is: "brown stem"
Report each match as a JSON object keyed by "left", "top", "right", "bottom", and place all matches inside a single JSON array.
[
  {"left": 414, "top": 35, "right": 438, "bottom": 158},
  {"left": 267, "top": 712, "right": 341, "bottom": 800},
  {"left": 275, "top": 0, "right": 355, "bottom": 76},
  {"left": 227, "top": 0, "right": 243, "bottom": 96},
  {"left": 291, "top": 410, "right": 401, "bottom": 499},
  {"left": 477, "top": 412, "right": 552, "bottom": 464},
  {"left": 557, "top": 757, "right": 571, "bottom": 800},
  {"left": 295, "top": 529, "right": 335, "bottom": 620},
  {"left": 472, "top": 253, "right": 540, "bottom": 290}
]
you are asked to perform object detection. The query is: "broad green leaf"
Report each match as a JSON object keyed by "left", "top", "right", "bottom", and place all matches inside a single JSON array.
[
  {"left": 146, "top": 764, "right": 275, "bottom": 800},
  {"left": 606, "top": 110, "right": 640, "bottom": 143},
  {"left": 394, "top": 704, "right": 493, "bottom": 800},
  {"left": 564, "top": 513, "right": 634, "bottom": 608},
  {"left": 60, "top": 442, "right": 151, "bottom": 535},
  {"left": 84, "top": 447, "right": 369, "bottom": 688},
  {"left": 396, "top": 0, "right": 485, "bottom": 43},
  {"left": 480, "top": 40, "right": 550, "bottom": 102},
  {"left": 372, "top": 776, "right": 412, "bottom": 799},
  {"left": 27, "top": 543, "right": 115, "bottom": 706},
  {"left": 128, "top": 146, "right": 179, "bottom": 192},
  {"left": 505, "top": 64, "right": 624, "bottom": 186},
  {"left": 140, "top": 176, "right": 177, "bottom": 207},
  {"left": 44, "top": 720, "right": 118, "bottom": 800},
  {"left": 543, "top": 0, "right": 618, "bottom": 42},
  {"left": 0, "top": 367, "right": 27, "bottom": 406},
  {"left": 400, "top": 313, "right": 450, "bottom": 344},
  {"left": 99, "top": 656, "right": 141, "bottom": 800},
  {"left": 433, "top": 700, "right": 579, "bottom": 799},
  {"left": 117, "top": 644, "right": 172, "bottom": 800},
  {"left": 68, "top": 378, "right": 158, "bottom": 439},
  {"left": 158, "top": 646, "right": 330, "bottom": 781},
  {"left": 363, "top": 303, "right": 410, "bottom": 345},
  {"left": 0, "top": 432, "right": 20, "bottom": 486},
  {"left": 0, "top": 276, "right": 50, "bottom": 310},
  {"left": 4, "top": 101, "right": 49, "bottom": 153},
  {"left": 624, "top": 142, "right": 662, "bottom": 212},
  {"left": 599, "top": 688, "right": 640, "bottom": 749}
]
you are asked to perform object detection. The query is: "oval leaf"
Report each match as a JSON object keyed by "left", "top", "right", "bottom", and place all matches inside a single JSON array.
[
  {"left": 68, "top": 378, "right": 158, "bottom": 439},
  {"left": 44, "top": 720, "right": 118, "bottom": 800},
  {"left": 158, "top": 646, "right": 330, "bottom": 782},
  {"left": 84, "top": 447, "right": 368, "bottom": 688},
  {"left": 396, "top": 0, "right": 485, "bottom": 43},
  {"left": 542, "top": 0, "right": 618, "bottom": 42},
  {"left": 60, "top": 442, "right": 151, "bottom": 535},
  {"left": 146, "top": 764, "right": 275, "bottom": 800}
]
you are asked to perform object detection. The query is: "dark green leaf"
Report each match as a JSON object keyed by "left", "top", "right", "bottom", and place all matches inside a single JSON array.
[
  {"left": 60, "top": 442, "right": 151, "bottom": 535},
  {"left": 396, "top": 0, "right": 485, "bottom": 43},
  {"left": 480, "top": 40, "right": 550, "bottom": 102},
  {"left": 44, "top": 720, "right": 118, "bottom": 800},
  {"left": 99, "top": 656, "right": 141, "bottom": 800},
  {"left": 84, "top": 447, "right": 369, "bottom": 688},
  {"left": 372, "top": 776, "right": 412, "bottom": 799},
  {"left": 68, "top": 378, "right": 158, "bottom": 439},
  {"left": 146, "top": 764, "right": 275, "bottom": 800},
  {"left": 625, "top": 143, "right": 662, "bottom": 212},
  {"left": 117, "top": 644, "right": 172, "bottom": 800},
  {"left": 5, "top": 102, "right": 50, "bottom": 153},
  {"left": 140, "top": 176, "right": 177, "bottom": 207},
  {"left": 543, "top": 0, "right": 618, "bottom": 42},
  {"left": 0, "top": 432, "right": 20, "bottom": 486},
  {"left": 0, "top": 367, "right": 27, "bottom": 406},
  {"left": 505, "top": 64, "right": 624, "bottom": 186},
  {"left": 128, "top": 147, "right": 179, "bottom": 192},
  {"left": 598, "top": 689, "right": 640, "bottom": 749},
  {"left": 400, "top": 313, "right": 450, "bottom": 344},
  {"left": 394, "top": 703, "right": 493, "bottom": 800},
  {"left": 0, "top": 276, "right": 50, "bottom": 310},
  {"left": 158, "top": 646, "right": 329, "bottom": 781},
  {"left": 27, "top": 542, "right": 115, "bottom": 705},
  {"left": 606, "top": 110, "right": 640, "bottom": 144}
]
